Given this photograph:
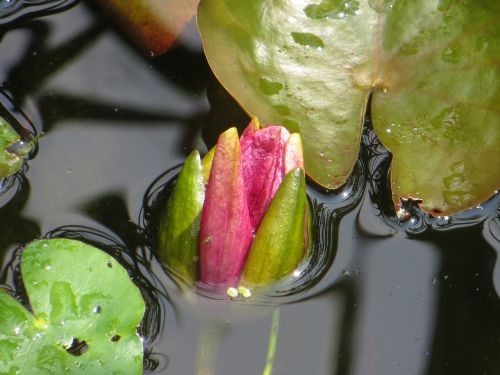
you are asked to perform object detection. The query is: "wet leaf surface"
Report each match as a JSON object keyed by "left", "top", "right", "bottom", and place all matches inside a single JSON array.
[
  {"left": 0, "top": 239, "right": 145, "bottom": 374},
  {"left": 198, "top": 0, "right": 500, "bottom": 215},
  {"left": 0, "top": 117, "right": 23, "bottom": 179}
]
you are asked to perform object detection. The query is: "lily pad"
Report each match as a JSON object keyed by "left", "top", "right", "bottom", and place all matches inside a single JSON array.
[
  {"left": 96, "top": 0, "right": 199, "bottom": 55},
  {"left": 198, "top": 0, "right": 500, "bottom": 215},
  {"left": 0, "top": 117, "right": 23, "bottom": 179},
  {"left": 0, "top": 239, "right": 145, "bottom": 374}
]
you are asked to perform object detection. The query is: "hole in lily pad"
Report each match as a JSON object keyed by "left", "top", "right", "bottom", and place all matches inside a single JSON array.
[
  {"left": 65, "top": 338, "right": 89, "bottom": 356},
  {"left": 110, "top": 335, "right": 121, "bottom": 342}
]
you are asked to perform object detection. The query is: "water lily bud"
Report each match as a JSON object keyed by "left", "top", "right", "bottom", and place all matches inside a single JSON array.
[
  {"left": 158, "top": 150, "right": 204, "bottom": 283},
  {"left": 159, "top": 118, "right": 310, "bottom": 294}
]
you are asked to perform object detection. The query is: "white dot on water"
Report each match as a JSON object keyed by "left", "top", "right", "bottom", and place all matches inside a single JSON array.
[{"left": 293, "top": 270, "right": 301, "bottom": 278}]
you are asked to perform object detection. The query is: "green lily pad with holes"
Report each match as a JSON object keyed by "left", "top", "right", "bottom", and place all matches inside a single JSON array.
[
  {"left": 0, "top": 239, "right": 145, "bottom": 374},
  {"left": 0, "top": 117, "right": 23, "bottom": 179},
  {"left": 198, "top": 0, "right": 500, "bottom": 215}
]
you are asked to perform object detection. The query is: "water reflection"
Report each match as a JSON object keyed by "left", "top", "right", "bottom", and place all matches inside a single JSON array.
[
  {"left": 0, "top": 171, "right": 39, "bottom": 284},
  {"left": 0, "top": 0, "right": 78, "bottom": 27},
  {"left": 426, "top": 229, "right": 500, "bottom": 374}
]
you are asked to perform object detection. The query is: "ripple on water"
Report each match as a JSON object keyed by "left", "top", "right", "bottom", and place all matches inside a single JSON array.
[{"left": 0, "top": 0, "right": 79, "bottom": 26}]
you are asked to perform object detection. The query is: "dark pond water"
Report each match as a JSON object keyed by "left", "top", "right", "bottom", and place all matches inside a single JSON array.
[{"left": 0, "top": 2, "right": 499, "bottom": 374}]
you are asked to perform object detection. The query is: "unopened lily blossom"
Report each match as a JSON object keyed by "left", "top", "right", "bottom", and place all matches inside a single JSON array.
[{"left": 159, "top": 118, "right": 309, "bottom": 295}]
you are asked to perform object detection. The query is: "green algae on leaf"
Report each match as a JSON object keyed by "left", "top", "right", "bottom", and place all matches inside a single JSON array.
[
  {"left": 198, "top": 0, "right": 500, "bottom": 215},
  {"left": 0, "top": 239, "right": 145, "bottom": 375},
  {"left": 0, "top": 117, "right": 23, "bottom": 179}
]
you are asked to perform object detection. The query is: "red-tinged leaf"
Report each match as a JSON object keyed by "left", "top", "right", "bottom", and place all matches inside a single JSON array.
[
  {"left": 240, "top": 123, "right": 291, "bottom": 228},
  {"left": 199, "top": 127, "right": 253, "bottom": 287},
  {"left": 95, "top": 0, "right": 199, "bottom": 56}
]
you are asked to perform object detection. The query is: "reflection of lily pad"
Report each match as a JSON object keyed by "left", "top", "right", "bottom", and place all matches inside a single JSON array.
[
  {"left": 0, "top": 239, "right": 145, "bottom": 374},
  {"left": 0, "top": 117, "right": 23, "bottom": 179},
  {"left": 198, "top": 0, "right": 500, "bottom": 215}
]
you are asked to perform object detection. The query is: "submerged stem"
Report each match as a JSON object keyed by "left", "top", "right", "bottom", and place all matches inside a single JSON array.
[
  {"left": 195, "top": 323, "right": 225, "bottom": 375},
  {"left": 262, "top": 308, "right": 281, "bottom": 375}
]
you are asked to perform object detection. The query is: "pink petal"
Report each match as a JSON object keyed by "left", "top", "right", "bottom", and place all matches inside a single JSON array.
[
  {"left": 240, "top": 122, "right": 291, "bottom": 228},
  {"left": 199, "top": 128, "right": 253, "bottom": 287}
]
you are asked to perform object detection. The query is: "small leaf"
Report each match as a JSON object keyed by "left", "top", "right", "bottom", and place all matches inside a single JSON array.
[
  {"left": 199, "top": 127, "right": 253, "bottom": 287},
  {"left": 0, "top": 117, "right": 23, "bottom": 179},
  {"left": 158, "top": 150, "right": 205, "bottom": 283},
  {"left": 96, "top": 0, "right": 199, "bottom": 55},
  {"left": 240, "top": 168, "right": 307, "bottom": 287},
  {"left": 0, "top": 239, "right": 145, "bottom": 374}
]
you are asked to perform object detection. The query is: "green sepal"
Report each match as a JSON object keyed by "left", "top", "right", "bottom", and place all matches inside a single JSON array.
[
  {"left": 201, "top": 147, "right": 215, "bottom": 184},
  {"left": 158, "top": 150, "right": 205, "bottom": 283},
  {"left": 240, "top": 168, "right": 307, "bottom": 287}
]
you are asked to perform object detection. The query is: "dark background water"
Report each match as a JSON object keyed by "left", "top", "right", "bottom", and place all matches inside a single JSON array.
[{"left": 0, "top": 2, "right": 499, "bottom": 374}]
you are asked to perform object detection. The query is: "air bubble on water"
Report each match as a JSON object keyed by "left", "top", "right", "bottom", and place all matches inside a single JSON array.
[
  {"left": 226, "top": 287, "right": 238, "bottom": 298},
  {"left": 397, "top": 208, "right": 411, "bottom": 221},
  {"left": 237, "top": 286, "right": 252, "bottom": 298}
]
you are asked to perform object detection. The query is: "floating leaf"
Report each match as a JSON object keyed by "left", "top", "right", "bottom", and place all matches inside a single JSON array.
[
  {"left": 96, "top": 0, "right": 199, "bottom": 55},
  {"left": 0, "top": 117, "right": 23, "bottom": 179},
  {"left": 0, "top": 239, "right": 145, "bottom": 374},
  {"left": 198, "top": 0, "right": 500, "bottom": 215}
]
